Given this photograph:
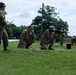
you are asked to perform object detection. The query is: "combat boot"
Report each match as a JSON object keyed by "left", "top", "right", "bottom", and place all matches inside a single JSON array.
[
  {"left": 48, "top": 44, "right": 54, "bottom": 50},
  {"left": 49, "top": 47, "right": 54, "bottom": 50},
  {"left": 48, "top": 46, "right": 54, "bottom": 50},
  {"left": 25, "top": 46, "right": 29, "bottom": 49},
  {"left": 4, "top": 46, "right": 8, "bottom": 51}
]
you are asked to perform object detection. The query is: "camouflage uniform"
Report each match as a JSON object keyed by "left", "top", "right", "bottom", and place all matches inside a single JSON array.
[
  {"left": 0, "top": 2, "right": 8, "bottom": 50},
  {"left": 40, "top": 26, "right": 56, "bottom": 50},
  {"left": 71, "top": 36, "right": 76, "bottom": 46},
  {"left": 17, "top": 26, "right": 36, "bottom": 48}
]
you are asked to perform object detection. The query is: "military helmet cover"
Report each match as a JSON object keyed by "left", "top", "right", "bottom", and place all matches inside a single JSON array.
[
  {"left": 0, "top": 2, "right": 6, "bottom": 8},
  {"left": 49, "top": 25, "right": 55, "bottom": 30}
]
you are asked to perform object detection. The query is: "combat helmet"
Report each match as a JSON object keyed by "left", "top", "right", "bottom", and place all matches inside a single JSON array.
[
  {"left": 49, "top": 25, "right": 55, "bottom": 31},
  {"left": 0, "top": 2, "right": 6, "bottom": 8}
]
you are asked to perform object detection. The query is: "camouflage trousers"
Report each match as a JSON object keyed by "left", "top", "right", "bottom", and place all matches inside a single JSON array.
[
  {"left": 0, "top": 28, "right": 8, "bottom": 49},
  {"left": 40, "top": 40, "right": 54, "bottom": 50},
  {"left": 17, "top": 39, "right": 34, "bottom": 48}
]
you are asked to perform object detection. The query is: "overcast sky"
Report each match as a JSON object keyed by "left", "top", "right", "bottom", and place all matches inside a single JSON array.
[{"left": 0, "top": 0, "right": 76, "bottom": 36}]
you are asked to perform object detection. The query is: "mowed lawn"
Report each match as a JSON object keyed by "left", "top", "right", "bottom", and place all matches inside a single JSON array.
[{"left": 0, "top": 41, "right": 76, "bottom": 75}]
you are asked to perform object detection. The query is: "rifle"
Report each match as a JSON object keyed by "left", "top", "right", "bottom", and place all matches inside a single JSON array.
[
  {"left": 5, "top": 20, "right": 14, "bottom": 29},
  {"left": 6, "top": 20, "right": 14, "bottom": 25},
  {"left": 49, "top": 29, "right": 64, "bottom": 34}
]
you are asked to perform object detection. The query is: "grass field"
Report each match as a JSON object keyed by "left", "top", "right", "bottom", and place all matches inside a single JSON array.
[{"left": 0, "top": 41, "right": 76, "bottom": 75}]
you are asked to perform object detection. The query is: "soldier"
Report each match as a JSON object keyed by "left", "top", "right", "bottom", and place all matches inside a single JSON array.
[
  {"left": 40, "top": 25, "right": 57, "bottom": 50},
  {"left": 71, "top": 36, "right": 76, "bottom": 46},
  {"left": 59, "top": 28, "right": 65, "bottom": 46},
  {"left": 17, "top": 25, "right": 36, "bottom": 48},
  {"left": 0, "top": 2, "right": 9, "bottom": 51}
]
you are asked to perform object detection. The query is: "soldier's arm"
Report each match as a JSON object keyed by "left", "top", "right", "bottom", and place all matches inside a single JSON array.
[
  {"left": 0, "top": 18, "right": 7, "bottom": 27},
  {"left": 0, "top": 12, "right": 7, "bottom": 26},
  {"left": 0, "top": 12, "right": 4, "bottom": 18},
  {"left": 45, "top": 31, "right": 52, "bottom": 40},
  {"left": 30, "top": 32, "right": 36, "bottom": 40}
]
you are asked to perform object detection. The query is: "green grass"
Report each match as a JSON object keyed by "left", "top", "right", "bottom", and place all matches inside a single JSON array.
[{"left": 0, "top": 41, "right": 76, "bottom": 75}]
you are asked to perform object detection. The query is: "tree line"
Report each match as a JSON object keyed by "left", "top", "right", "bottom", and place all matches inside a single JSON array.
[{"left": 6, "top": 24, "right": 27, "bottom": 39}]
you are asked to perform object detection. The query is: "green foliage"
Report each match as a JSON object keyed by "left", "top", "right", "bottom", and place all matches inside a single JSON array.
[
  {"left": 6, "top": 27, "right": 13, "bottom": 37},
  {"left": 6, "top": 24, "right": 27, "bottom": 38},
  {"left": 0, "top": 41, "right": 76, "bottom": 75}
]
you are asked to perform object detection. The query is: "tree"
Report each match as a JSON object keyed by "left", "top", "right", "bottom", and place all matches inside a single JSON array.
[
  {"left": 31, "top": 3, "right": 69, "bottom": 40},
  {"left": 6, "top": 23, "right": 27, "bottom": 39},
  {"left": 10, "top": 25, "right": 27, "bottom": 39},
  {"left": 6, "top": 28, "right": 13, "bottom": 38}
]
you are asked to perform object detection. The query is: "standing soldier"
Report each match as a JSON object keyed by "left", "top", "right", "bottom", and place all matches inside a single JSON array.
[
  {"left": 0, "top": 2, "right": 9, "bottom": 51},
  {"left": 17, "top": 25, "right": 36, "bottom": 48},
  {"left": 59, "top": 28, "right": 65, "bottom": 46},
  {"left": 40, "top": 25, "right": 57, "bottom": 50}
]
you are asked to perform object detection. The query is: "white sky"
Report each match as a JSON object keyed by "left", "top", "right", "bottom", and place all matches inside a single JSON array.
[{"left": 0, "top": 0, "right": 76, "bottom": 36}]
